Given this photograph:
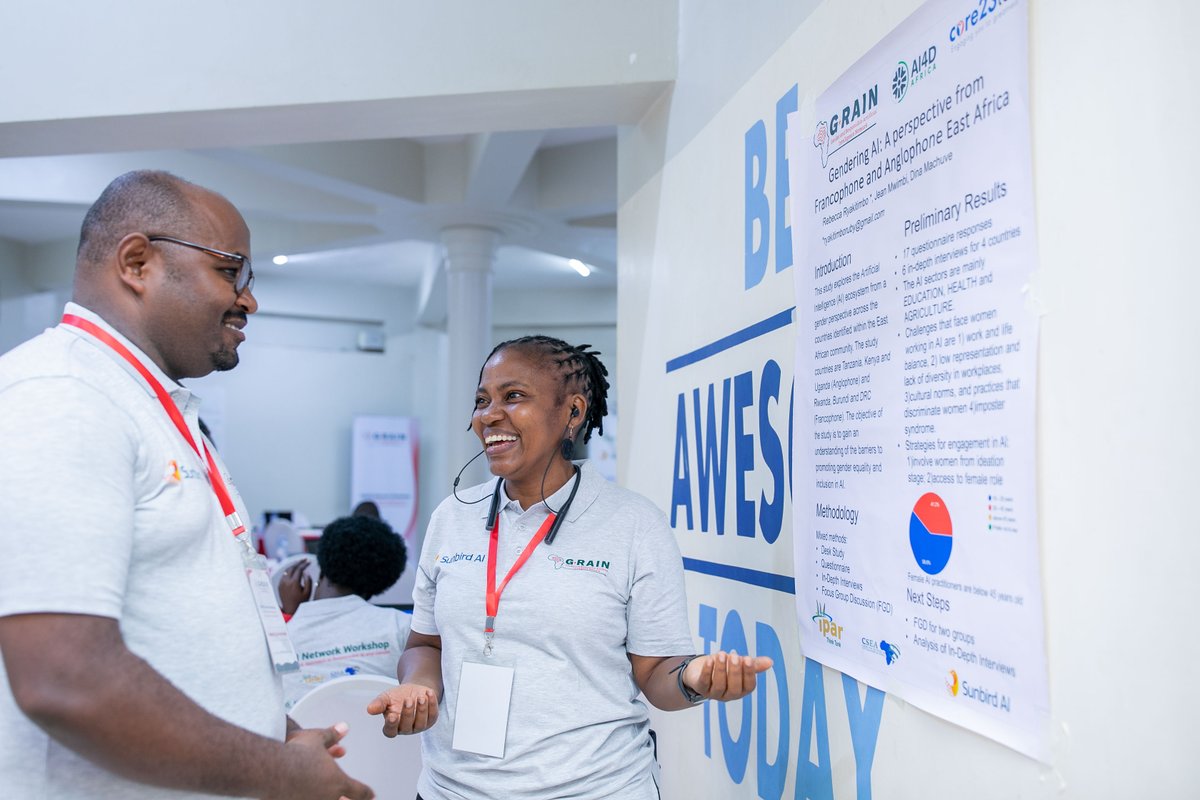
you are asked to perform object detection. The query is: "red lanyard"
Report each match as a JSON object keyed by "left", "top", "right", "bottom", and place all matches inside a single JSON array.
[
  {"left": 61, "top": 314, "right": 246, "bottom": 537},
  {"left": 485, "top": 512, "right": 556, "bottom": 634}
]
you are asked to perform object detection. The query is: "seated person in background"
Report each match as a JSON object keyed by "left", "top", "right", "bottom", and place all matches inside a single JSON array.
[
  {"left": 278, "top": 515, "right": 411, "bottom": 710},
  {"left": 351, "top": 500, "right": 381, "bottom": 519}
]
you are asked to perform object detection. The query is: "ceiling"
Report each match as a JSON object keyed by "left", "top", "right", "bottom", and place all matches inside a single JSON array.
[{"left": 0, "top": 124, "right": 619, "bottom": 323}]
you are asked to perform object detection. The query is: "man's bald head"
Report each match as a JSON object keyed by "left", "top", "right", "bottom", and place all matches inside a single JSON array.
[
  {"left": 76, "top": 170, "right": 208, "bottom": 269},
  {"left": 70, "top": 170, "right": 256, "bottom": 381}
]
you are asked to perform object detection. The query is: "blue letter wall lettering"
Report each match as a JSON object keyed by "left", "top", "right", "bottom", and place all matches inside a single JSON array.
[
  {"left": 841, "top": 674, "right": 885, "bottom": 800},
  {"left": 694, "top": 380, "right": 731, "bottom": 534},
  {"left": 671, "top": 392, "right": 693, "bottom": 529},
  {"left": 775, "top": 85, "right": 798, "bottom": 274},
  {"left": 745, "top": 120, "right": 770, "bottom": 290},
  {"left": 698, "top": 604, "right": 718, "bottom": 758},
  {"left": 756, "top": 622, "right": 789, "bottom": 799},
  {"left": 734, "top": 371, "right": 756, "bottom": 537},
  {"left": 718, "top": 609, "right": 751, "bottom": 783},
  {"left": 795, "top": 659, "right": 834, "bottom": 800},
  {"left": 758, "top": 359, "right": 784, "bottom": 543}
]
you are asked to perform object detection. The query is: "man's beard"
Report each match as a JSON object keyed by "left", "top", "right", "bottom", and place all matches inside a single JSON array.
[{"left": 211, "top": 347, "right": 239, "bottom": 372}]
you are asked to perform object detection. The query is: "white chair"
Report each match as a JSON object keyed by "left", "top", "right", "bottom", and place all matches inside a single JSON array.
[
  {"left": 289, "top": 674, "right": 422, "bottom": 800},
  {"left": 262, "top": 518, "right": 304, "bottom": 562}
]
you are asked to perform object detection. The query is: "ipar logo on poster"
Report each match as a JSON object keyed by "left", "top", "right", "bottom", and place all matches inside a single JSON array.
[{"left": 812, "top": 603, "right": 843, "bottom": 646}]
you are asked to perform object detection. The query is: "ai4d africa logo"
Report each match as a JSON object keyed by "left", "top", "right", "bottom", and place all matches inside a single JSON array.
[
  {"left": 165, "top": 460, "right": 182, "bottom": 483},
  {"left": 892, "top": 61, "right": 910, "bottom": 101},
  {"left": 812, "top": 603, "right": 843, "bottom": 646},
  {"left": 946, "top": 669, "right": 960, "bottom": 696},
  {"left": 892, "top": 45, "right": 938, "bottom": 102}
]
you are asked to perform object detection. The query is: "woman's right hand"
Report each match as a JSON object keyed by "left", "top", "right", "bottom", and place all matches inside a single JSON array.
[
  {"left": 277, "top": 560, "right": 313, "bottom": 617},
  {"left": 366, "top": 683, "right": 440, "bottom": 737}
]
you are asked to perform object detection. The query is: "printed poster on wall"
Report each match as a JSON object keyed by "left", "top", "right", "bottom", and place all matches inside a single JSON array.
[
  {"left": 351, "top": 415, "right": 419, "bottom": 540},
  {"left": 787, "top": 0, "right": 1049, "bottom": 759}
]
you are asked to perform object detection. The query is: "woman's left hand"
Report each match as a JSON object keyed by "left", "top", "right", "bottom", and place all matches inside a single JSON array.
[{"left": 683, "top": 651, "right": 773, "bottom": 702}]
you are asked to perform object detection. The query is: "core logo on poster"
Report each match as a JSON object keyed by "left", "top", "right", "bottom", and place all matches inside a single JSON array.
[{"left": 948, "top": 0, "right": 1013, "bottom": 45}]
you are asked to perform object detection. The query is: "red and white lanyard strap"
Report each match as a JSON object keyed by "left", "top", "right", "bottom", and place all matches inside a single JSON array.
[
  {"left": 60, "top": 314, "right": 247, "bottom": 539},
  {"left": 484, "top": 511, "right": 556, "bottom": 655}
]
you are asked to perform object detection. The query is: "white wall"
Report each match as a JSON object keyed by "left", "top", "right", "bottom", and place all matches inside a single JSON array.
[
  {"left": 619, "top": 0, "right": 1197, "bottom": 798},
  {"left": 0, "top": 240, "right": 68, "bottom": 352}
]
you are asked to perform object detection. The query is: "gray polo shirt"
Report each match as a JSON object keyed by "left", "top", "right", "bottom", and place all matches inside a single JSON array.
[
  {"left": 284, "top": 595, "right": 412, "bottom": 709},
  {"left": 412, "top": 461, "right": 694, "bottom": 800},
  {"left": 0, "top": 303, "right": 283, "bottom": 799}
]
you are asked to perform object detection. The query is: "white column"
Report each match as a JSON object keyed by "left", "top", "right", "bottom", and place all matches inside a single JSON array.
[{"left": 442, "top": 225, "right": 499, "bottom": 489}]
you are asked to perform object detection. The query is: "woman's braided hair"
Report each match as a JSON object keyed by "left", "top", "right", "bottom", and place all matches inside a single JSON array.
[{"left": 479, "top": 335, "right": 610, "bottom": 443}]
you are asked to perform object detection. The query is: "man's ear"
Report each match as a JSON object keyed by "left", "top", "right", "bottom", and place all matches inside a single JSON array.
[{"left": 115, "top": 233, "right": 154, "bottom": 295}]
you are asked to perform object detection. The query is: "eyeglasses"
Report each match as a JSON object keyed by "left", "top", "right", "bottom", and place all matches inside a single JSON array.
[{"left": 148, "top": 235, "right": 255, "bottom": 295}]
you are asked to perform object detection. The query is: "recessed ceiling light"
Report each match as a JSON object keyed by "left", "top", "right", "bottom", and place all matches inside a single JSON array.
[
  {"left": 272, "top": 255, "right": 289, "bottom": 266},
  {"left": 568, "top": 258, "right": 591, "bottom": 277}
]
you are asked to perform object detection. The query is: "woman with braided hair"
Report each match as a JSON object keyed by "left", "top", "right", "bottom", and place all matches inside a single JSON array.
[{"left": 368, "top": 336, "right": 771, "bottom": 800}]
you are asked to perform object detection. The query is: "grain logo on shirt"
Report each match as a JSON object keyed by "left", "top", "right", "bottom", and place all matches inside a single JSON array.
[{"left": 548, "top": 554, "right": 610, "bottom": 575}]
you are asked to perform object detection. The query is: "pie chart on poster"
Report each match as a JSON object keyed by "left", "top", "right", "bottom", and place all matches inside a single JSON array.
[{"left": 909, "top": 492, "right": 953, "bottom": 574}]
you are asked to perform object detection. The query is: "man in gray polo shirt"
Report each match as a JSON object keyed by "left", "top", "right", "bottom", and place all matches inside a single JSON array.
[{"left": 0, "top": 171, "right": 372, "bottom": 800}]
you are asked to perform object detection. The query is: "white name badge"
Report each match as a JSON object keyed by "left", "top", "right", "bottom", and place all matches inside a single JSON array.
[
  {"left": 452, "top": 661, "right": 515, "bottom": 758},
  {"left": 245, "top": 563, "right": 300, "bottom": 674}
]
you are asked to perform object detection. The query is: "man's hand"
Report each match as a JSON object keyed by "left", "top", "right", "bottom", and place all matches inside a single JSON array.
[
  {"left": 0, "top": 612, "right": 371, "bottom": 799},
  {"left": 366, "top": 684, "right": 439, "bottom": 737},
  {"left": 278, "top": 560, "right": 313, "bottom": 617},
  {"left": 683, "top": 651, "right": 773, "bottom": 702},
  {"left": 270, "top": 723, "right": 373, "bottom": 800},
  {"left": 286, "top": 718, "right": 346, "bottom": 759}
]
